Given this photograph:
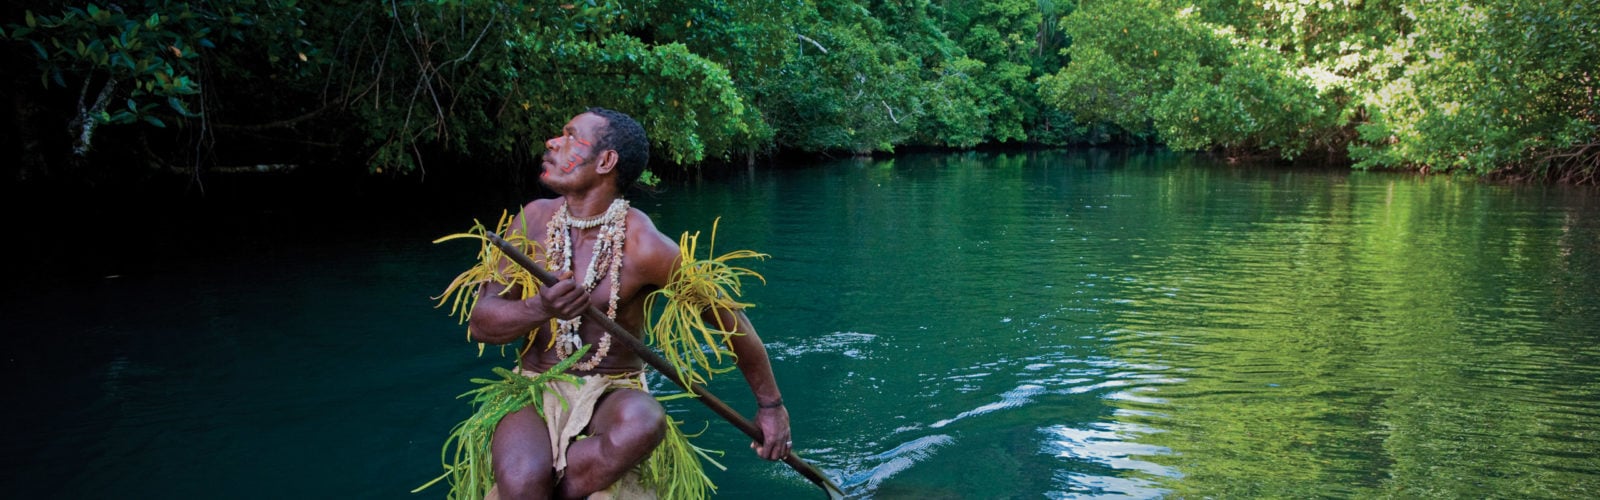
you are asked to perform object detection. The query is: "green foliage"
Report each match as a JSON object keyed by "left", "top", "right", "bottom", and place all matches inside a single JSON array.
[
  {"left": 314, "top": 0, "right": 765, "bottom": 172},
  {"left": 921, "top": 56, "right": 994, "bottom": 148},
  {"left": 1041, "top": 0, "right": 1595, "bottom": 180},
  {"left": 749, "top": 0, "right": 919, "bottom": 154},
  {"left": 942, "top": 0, "right": 1052, "bottom": 144},
  {"left": 6, "top": 0, "right": 1592, "bottom": 181},
  {"left": 1350, "top": 0, "right": 1600, "bottom": 182},
  {"left": 7, "top": 1, "right": 305, "bottom": 153},
  {"left": 414, "top": 349, "right": 586, "bottom": 500},
  {"left": 1040, "top": 0, "right": 1336, "bottom": 157}
]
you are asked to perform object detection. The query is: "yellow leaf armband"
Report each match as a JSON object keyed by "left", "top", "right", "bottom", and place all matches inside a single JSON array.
[
  {"left": 643, "top": 218, "right": 768, "bottom": 388},
  {"left": 432, "top": 210, "right": 546, "bottom": 349}
]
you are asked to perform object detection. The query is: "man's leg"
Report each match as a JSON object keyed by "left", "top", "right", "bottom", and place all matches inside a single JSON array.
[
  {"left": 492, "top": 405, "right": 557, "bottom": 499},
  {"left": 558, "top": 388, "right": 667, "bottom": 498}
]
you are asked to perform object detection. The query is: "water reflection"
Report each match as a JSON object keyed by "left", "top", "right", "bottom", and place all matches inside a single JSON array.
[
  {"left": 1043, "top": 421, "right": 1177, "bottom": 498},
  {"left": 5, "top": 152, "right": 1596, "bottom": 498},
  {"left": 1096, "top": 166, "right": 1600, "bottom": 498}
]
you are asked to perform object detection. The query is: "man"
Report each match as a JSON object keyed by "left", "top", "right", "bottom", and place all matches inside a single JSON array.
[{"left": 467, "top": 108, "right": 792, "bottom": 499}]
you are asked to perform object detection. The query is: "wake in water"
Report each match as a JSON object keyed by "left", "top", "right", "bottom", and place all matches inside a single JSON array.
[{"left": 777, "top": 330, "right": 1182, "bottom": 498}]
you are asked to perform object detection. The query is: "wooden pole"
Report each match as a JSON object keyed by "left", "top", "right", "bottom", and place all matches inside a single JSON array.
[{"left": 485, "top": 231, "right": 846, "bottom": 499}]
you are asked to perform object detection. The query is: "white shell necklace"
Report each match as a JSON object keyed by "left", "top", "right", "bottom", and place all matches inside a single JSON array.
[{"left": 543, "top": 198, "right": 628, "bottom": 371}]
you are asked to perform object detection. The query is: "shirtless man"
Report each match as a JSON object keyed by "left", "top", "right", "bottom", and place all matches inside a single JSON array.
[{"left": 467, "top": 108, "right": 792, "bottom": 499}]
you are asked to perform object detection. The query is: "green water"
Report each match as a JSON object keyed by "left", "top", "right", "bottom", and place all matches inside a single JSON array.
[{"left": 3, "top": 151, "right": 1598, "bottom": 499}]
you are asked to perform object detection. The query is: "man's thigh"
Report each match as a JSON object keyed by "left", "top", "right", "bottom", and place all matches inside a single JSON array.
[{"left": 492, "top": 405, "right": 556, "bottom": 481}]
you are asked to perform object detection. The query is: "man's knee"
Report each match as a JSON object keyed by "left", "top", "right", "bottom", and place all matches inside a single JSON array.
[
  {"left": 493, "top": 456, "right": 555, "bottom": 499},
  {"left": 611, "top": 394, "right": 667, "bottom": 448},
  {"left": 492, "top": 408, "right": 556, "bottom": 499}
]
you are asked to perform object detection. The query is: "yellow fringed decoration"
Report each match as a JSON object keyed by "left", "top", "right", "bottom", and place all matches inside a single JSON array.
[
  {"left": 644, "top": 217, "right": 769, "bottom": 388},
  {"left": 412, "top": 346, "right": 588, "bottom": 500},
  {"left": 424, "top": 215, "right": 769, "bottom": 499},
  {"left": 642, "top": 409, "right": 726, "bottom": 499},
  {"left": 431, "top": 209, "right": 547, "bottom": 356}
]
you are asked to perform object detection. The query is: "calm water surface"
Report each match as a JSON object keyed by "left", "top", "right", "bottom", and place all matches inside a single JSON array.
[{"left": 3, "top": 151, "right": 1598, "bottom": 499}]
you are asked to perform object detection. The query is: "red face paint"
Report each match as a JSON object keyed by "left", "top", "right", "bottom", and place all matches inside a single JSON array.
[
  {"left": 553, "top": 131, "right": 593, "bottom": 174},
  {"left": 562, "top": 153, "right": 586, "bottom": 173}
]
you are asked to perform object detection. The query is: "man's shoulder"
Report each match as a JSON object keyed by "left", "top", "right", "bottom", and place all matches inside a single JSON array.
[
  {"left": 506, "top": 198, "right": 560, "bottom": 234},
  {"left": 626, "top": 207, "right": 678, "bottom": 259},
  {"left": 523, "top": 197, "right": 562, "bottom": 213},
  {"left": 625, "top": 207, "right": 681, "bottom": 284}
]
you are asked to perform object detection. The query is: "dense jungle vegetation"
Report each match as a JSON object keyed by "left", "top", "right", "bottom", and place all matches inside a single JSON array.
[{"left": 2, "top": 0, "right": 1596, "bottom": 187}]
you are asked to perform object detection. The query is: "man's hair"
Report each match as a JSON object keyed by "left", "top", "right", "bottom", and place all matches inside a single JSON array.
[{"left": 586, "top": 107, "right": 649, "bottom": 189}]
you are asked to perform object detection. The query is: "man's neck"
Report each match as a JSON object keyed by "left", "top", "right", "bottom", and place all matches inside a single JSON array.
[{"left": 562, "top": 189, "right": 621, "bottom": 220}]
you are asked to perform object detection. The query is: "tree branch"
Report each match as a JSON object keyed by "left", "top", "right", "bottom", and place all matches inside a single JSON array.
[
  {"left": 212, "top": 104, "right": 333, "bottom": 131},
  {"left": 797, "top": 33, "right": 829, "bottom": 54}
]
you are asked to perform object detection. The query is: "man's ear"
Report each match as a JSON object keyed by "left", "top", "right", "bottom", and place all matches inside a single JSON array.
[{"left": 594, "top": 149, "right": 619, "bottom": 174}]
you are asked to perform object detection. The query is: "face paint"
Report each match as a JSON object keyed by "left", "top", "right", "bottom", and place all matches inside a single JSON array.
[
  {"left": 559, "top": 132, "right": 592, "bottom": 173},
  {"left": 563, "top": 154, "right": 585, "bottom": 173},
  {"left": 551, "top": 129, "right": 595, "bottom": 174}
]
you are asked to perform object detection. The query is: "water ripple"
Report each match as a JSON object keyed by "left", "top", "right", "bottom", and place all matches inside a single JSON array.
[
  {"left": 835, "top": 434, "right": 956, "bottom": 493},
  {"left": 930, "top": 384, "right": 1046, "bottom": 429},
  {"left": 765, "top": 331, "right": 877, "bottom": 361}
]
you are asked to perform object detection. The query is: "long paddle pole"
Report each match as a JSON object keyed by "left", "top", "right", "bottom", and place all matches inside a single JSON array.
[{"left": 485, "top": 231, "right": 846, "bottom": 499}]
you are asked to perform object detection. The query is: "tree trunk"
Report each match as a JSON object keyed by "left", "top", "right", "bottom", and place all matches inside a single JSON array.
[{"left": 71, "top": 77, "right": 118, "bottom": 157}]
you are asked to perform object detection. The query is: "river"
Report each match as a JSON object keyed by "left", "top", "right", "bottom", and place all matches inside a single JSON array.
[{"left": 3, "top": 150, "right": 1597, "bottom": 498}]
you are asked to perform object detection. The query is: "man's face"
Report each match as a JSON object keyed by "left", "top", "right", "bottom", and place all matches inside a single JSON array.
[{"left": 540, "top": 112, "right": 607, "bottom": 188}]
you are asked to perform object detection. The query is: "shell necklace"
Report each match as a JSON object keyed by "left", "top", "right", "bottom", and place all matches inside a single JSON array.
[{"left": 544, "top": 198, "right": 628, "bottom": 371}]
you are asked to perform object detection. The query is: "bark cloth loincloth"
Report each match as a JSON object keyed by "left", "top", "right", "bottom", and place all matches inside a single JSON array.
[{"left": 483, "top": 369, "right": 656, "bottom": 500}]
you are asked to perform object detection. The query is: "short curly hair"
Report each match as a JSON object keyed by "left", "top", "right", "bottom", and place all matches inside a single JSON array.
[{"left": 585, "top": 107, "right": 649, "bottom": 190}]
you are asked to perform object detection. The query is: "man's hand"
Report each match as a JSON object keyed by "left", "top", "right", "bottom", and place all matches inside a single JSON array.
[
  {"left": 750, "top": 405, "right": 792, "bottom": 461},
  {"left": 536, "top": 271, "right": 590, "bottom": 320}
]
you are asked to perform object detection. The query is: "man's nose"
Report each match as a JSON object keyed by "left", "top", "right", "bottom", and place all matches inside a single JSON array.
[{"left": 545, "top": 136, "right": 561, "bottom": 150}]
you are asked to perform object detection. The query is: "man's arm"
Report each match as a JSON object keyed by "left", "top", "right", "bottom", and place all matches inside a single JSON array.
[
  {"left": 713, "top": 307, "right": 793, "bottom": 461},
  {"left": 633, "top": 216, "right": 792, "bottom": 460},
  {"left": 467, "top": 282, "right": 550, "bottom": 344},
  {"left": 467, "top": 204, "right": 590, "bottom": 345}
]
